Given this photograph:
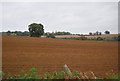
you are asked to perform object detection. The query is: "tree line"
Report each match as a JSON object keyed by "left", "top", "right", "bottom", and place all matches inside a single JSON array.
[
  {"left": 28, "top": 23, "right": 111, "bottom": 37},
  {"left": 89, "top": 31, "right": 110, "bottom": 35},
  {"left": 2, "top": 31, "right": 29, "bottom": 36},
  {"left": 2, "top": 23, "right": 111, "bottom": 37}
]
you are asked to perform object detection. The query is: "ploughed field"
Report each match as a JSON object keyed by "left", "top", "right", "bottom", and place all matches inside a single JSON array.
[{"left": 2, "top": 36, "right": 118, "bottom": 77}]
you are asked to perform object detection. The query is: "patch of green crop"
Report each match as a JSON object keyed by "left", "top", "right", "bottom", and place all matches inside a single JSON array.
[
  {"left": 106, "top": 72, "right": 120, "bottom": 80},
  {"left": 1, "top": 68, "right": 120, "bottom": 80}
]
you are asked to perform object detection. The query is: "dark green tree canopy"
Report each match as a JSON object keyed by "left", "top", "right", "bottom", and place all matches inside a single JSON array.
[
  {"left": 28, "top": 23, "right": 44, "bottom": 37},
  {"left": 105, "top": 31, "right": 110, "bottom": 34}
]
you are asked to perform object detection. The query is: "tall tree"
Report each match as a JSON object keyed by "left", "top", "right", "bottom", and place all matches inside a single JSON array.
[{"left": 28, "top": 23, "right": 44, "bottom": 37}]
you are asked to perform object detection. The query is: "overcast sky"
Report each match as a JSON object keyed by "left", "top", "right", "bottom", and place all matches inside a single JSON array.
[{"left": 1, "top": 2, "right": 118, "bottom": 34}]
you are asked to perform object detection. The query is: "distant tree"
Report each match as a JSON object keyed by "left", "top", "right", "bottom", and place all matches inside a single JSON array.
[
  {"left": 93, "top": 33, "right": 96, "bottom": 35},
  {"left": 7, "top": 30, "right": 11, "bottom": 35},
  {"left": 95, "top": 31, "right": 99, "bottom": 35},
  {"left": 96, "top": 31, "right": 102, "bottom": 35},
  {"left": 99, "top": 32, "right": 102, "bottom": 35},
  {"left": 28, "top": 23, "right": 44, "bottom": 37},
  {"left": 21, "top": 31, "right": 29, "bottom": 36},
  {"left": 76, "top": 34, "right": 81, "bottom": 36},
  {"left": 54, "top": 31, "right": 71, "bottom": 35},
  {"left": 105, "top": 31, "right": 110, "bottom": 34},
  {"left": 89, "top": 32, "right": 92, "bottom": 35},
  {"left": 7, "top": 30, "right": 11, "bottom": 33},
  {"left": 47, "top": 34, "right": 55, "bottom": 38},
  {"left": 14, "top": 31, "right": 17, "bottom": 34}
]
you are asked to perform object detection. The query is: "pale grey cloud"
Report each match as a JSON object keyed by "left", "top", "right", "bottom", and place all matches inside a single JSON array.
[
  {"left": 1, "top": 0, "right": 119, "bottom": 2},
  {"left": 1, "top": 2, "right": 118, "bottom": 34}
]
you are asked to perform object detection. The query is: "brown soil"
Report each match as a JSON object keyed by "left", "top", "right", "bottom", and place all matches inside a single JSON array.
[{"left": 2, "top": 36, "right": 118, "bottom": 77}]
